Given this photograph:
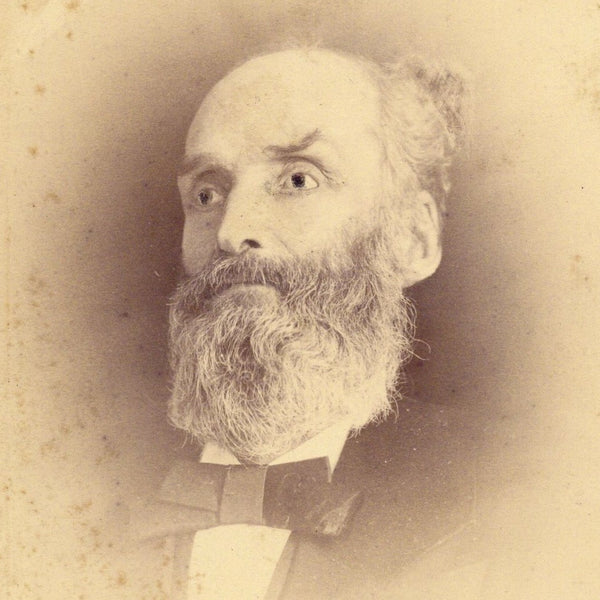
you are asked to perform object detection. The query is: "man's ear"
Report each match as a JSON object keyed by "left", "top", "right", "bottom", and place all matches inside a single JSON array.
[{"left": 401, "top": 191, "right": 442, "bottom": 287}]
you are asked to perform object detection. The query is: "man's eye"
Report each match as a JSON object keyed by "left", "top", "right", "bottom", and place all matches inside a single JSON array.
[
  {"left": 281, "top": 172, "right": 319, "bottom": 192},
  {"left": 194, "top": 187, "right": 224, "bottom": 208}
]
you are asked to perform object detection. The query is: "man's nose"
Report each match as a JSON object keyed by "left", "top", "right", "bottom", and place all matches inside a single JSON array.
[{"left": 216, "top": 178, "right": 272, "bottom": 255}]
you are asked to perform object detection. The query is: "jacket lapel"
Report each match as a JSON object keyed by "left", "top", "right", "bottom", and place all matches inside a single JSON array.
[{"left": 272, "top": 399, "right": 478, "bottom": 599}]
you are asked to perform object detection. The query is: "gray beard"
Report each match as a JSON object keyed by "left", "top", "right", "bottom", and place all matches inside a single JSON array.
[{"left": 167, "top": 212, "right": 415, "bottom": 464}]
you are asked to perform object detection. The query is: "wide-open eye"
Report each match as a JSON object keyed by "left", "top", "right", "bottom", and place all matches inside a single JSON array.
[
  {"left": 194, "top": 186, "right": 225, "bottom": 208},
  {"left": 280, "top": 171, "right": 319, "bottom": 192}
]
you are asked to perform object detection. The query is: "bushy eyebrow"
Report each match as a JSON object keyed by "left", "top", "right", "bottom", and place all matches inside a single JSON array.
[
  {"left": 178, "top": 129, "right": 333, "bottom": 177},
  {"left": 177, "top": 152, "right": 223, "bottom": 178},
  {"left": 264, "top": 129, "right": 323, "bottom": 157}
]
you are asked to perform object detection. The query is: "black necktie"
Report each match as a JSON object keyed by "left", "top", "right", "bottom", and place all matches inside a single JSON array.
[{"left": 133, "top": 457, "right": 362, "bottom": 541}]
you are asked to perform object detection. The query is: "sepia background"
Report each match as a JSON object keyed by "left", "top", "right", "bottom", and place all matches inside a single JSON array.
[{"left": 2, "top": 1, "right": 599, "bottom": 597}]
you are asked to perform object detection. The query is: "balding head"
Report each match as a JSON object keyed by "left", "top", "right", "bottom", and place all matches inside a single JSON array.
[{"left": 186, "top": 48, "right": 381, "bottom": 157}]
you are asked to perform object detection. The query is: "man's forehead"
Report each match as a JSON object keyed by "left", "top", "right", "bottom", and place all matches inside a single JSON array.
[
  {"left": 179, "top": 128, "right": 343, "bottom": 178},
  {"left": 205, "top": 48, "right": 377, "bottom": 107},
  {"left": 185, "top": 49, "right": 381, "bottom": 155}
]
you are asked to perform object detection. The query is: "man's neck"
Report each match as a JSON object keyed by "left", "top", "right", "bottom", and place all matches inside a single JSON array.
[{"left": 200, "top": 419, "right": 352, "bottom": 473}]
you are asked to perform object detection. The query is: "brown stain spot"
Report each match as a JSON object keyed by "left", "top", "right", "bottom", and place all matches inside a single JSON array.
[
  {"left": 28, "top": 48, "right": 35, "bottom": 56},
  {"left": 155, "top": 538, "right": 167, "bottom": 551},
  {"left": 34, "top": 84, "right": 46, "bottom": 95},
  {"left": 570, "top": 254, "right": 591, "bottom": 290},
  {"left": 96, "top": 435, "right": 120, "bottom": 465},
  {"left": 66, "top": 30, "right": 73, "bottom": 40},
  {"left": 27, "top": 146, "right": 38, "bottom": 157},
  {"left": 69, "top": 501, "right": 93, "bottom": 521},
  {"left": 568, "top": 56, "right": 600, "bottom": 115},
  {"left": 21, "top": 0, "right": 54, "bottom": 12},
  {"left": 117, "top": 572, "right": 128, "bottom": 586},
  {"left": 26, "top": 272, "right": 48, "bottom": 294},
  {"left": 40, "top": 437, "right": 59, "bottom": 457},
  {"left": 65, "top": 0, "right": 80, "bottom": 10},
  {"left": 45, "top": 191, "right": 61, "bottom": 203}
]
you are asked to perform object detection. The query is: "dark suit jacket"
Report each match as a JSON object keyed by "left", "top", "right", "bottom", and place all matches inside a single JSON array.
[{"left": 118, "top": 398, "right": 484, "bottom": 599}]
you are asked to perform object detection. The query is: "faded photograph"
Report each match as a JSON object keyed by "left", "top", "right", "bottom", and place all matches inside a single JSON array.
[{"left": 3, "top": 2, "right": 600, "bottom": 599}]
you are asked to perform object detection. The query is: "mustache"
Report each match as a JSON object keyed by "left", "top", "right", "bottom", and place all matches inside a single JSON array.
[{"left": 171, "top": 253, "right": 305, "bottom": 315}]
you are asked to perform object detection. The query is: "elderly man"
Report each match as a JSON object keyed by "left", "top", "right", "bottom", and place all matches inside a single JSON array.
[{"left": 130, "top": 46, "right": 477, "bottom": 599}]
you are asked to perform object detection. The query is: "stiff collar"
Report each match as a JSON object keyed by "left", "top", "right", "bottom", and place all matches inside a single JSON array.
[{"left": 200, "top": 420, "right": 352, "bottom": 473}]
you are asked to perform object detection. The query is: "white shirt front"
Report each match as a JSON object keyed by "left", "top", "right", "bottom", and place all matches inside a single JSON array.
[{"left": 186, "top": 422, "right": 351, "bottom": 600}]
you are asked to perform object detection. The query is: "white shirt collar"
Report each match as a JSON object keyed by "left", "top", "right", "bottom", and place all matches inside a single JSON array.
[{"left": 200, "top": 420, "right": 351, "bottom": 473}]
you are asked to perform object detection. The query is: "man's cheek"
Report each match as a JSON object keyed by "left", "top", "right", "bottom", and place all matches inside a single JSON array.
[{"left": 182, "top": 217, "right": 220, "bottom": 275}]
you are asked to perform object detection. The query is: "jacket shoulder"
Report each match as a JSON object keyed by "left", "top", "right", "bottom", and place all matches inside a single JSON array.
[{"left": 280, "top": 399, "right": 481, "bottom": 599}]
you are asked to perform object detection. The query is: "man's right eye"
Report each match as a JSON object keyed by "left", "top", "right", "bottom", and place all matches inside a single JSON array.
[{"left": 193, "top": 187, "right": 225, "bottom": 208}]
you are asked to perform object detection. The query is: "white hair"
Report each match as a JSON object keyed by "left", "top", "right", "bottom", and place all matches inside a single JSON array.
[{"left": 371, "top": 54, "right": 466, "bottom": 218}]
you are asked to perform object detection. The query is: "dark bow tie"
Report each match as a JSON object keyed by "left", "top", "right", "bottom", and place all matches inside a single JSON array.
[{"left": 133, "top": 457, "right": 362, "bottom": 541}]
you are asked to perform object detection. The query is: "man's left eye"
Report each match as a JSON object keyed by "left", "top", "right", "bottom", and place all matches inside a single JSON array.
[{"left": 282, "top": 172, "right": 319, "bottom": 191}]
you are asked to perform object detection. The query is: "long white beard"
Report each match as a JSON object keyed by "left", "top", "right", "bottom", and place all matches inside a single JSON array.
[{"left": 168, "top": 211, "right": 415, "bottom": 464}]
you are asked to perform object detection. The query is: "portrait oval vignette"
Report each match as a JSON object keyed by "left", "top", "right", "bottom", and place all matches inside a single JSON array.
[{"left": 3, "top": 2, "right": 600, "bottom": 600}]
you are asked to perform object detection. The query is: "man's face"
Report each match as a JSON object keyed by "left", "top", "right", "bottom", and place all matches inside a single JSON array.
[
  {"left": 177, "top": 49, "right": 385, "bottom": 275},
  {"left": 169, "top": 50, "right": 418, "bottom": 463}
]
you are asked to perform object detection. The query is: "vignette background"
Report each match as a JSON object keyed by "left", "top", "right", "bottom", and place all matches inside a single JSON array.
[{"left": 2, "top": 1, "right": 599, "bottom": 597}]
